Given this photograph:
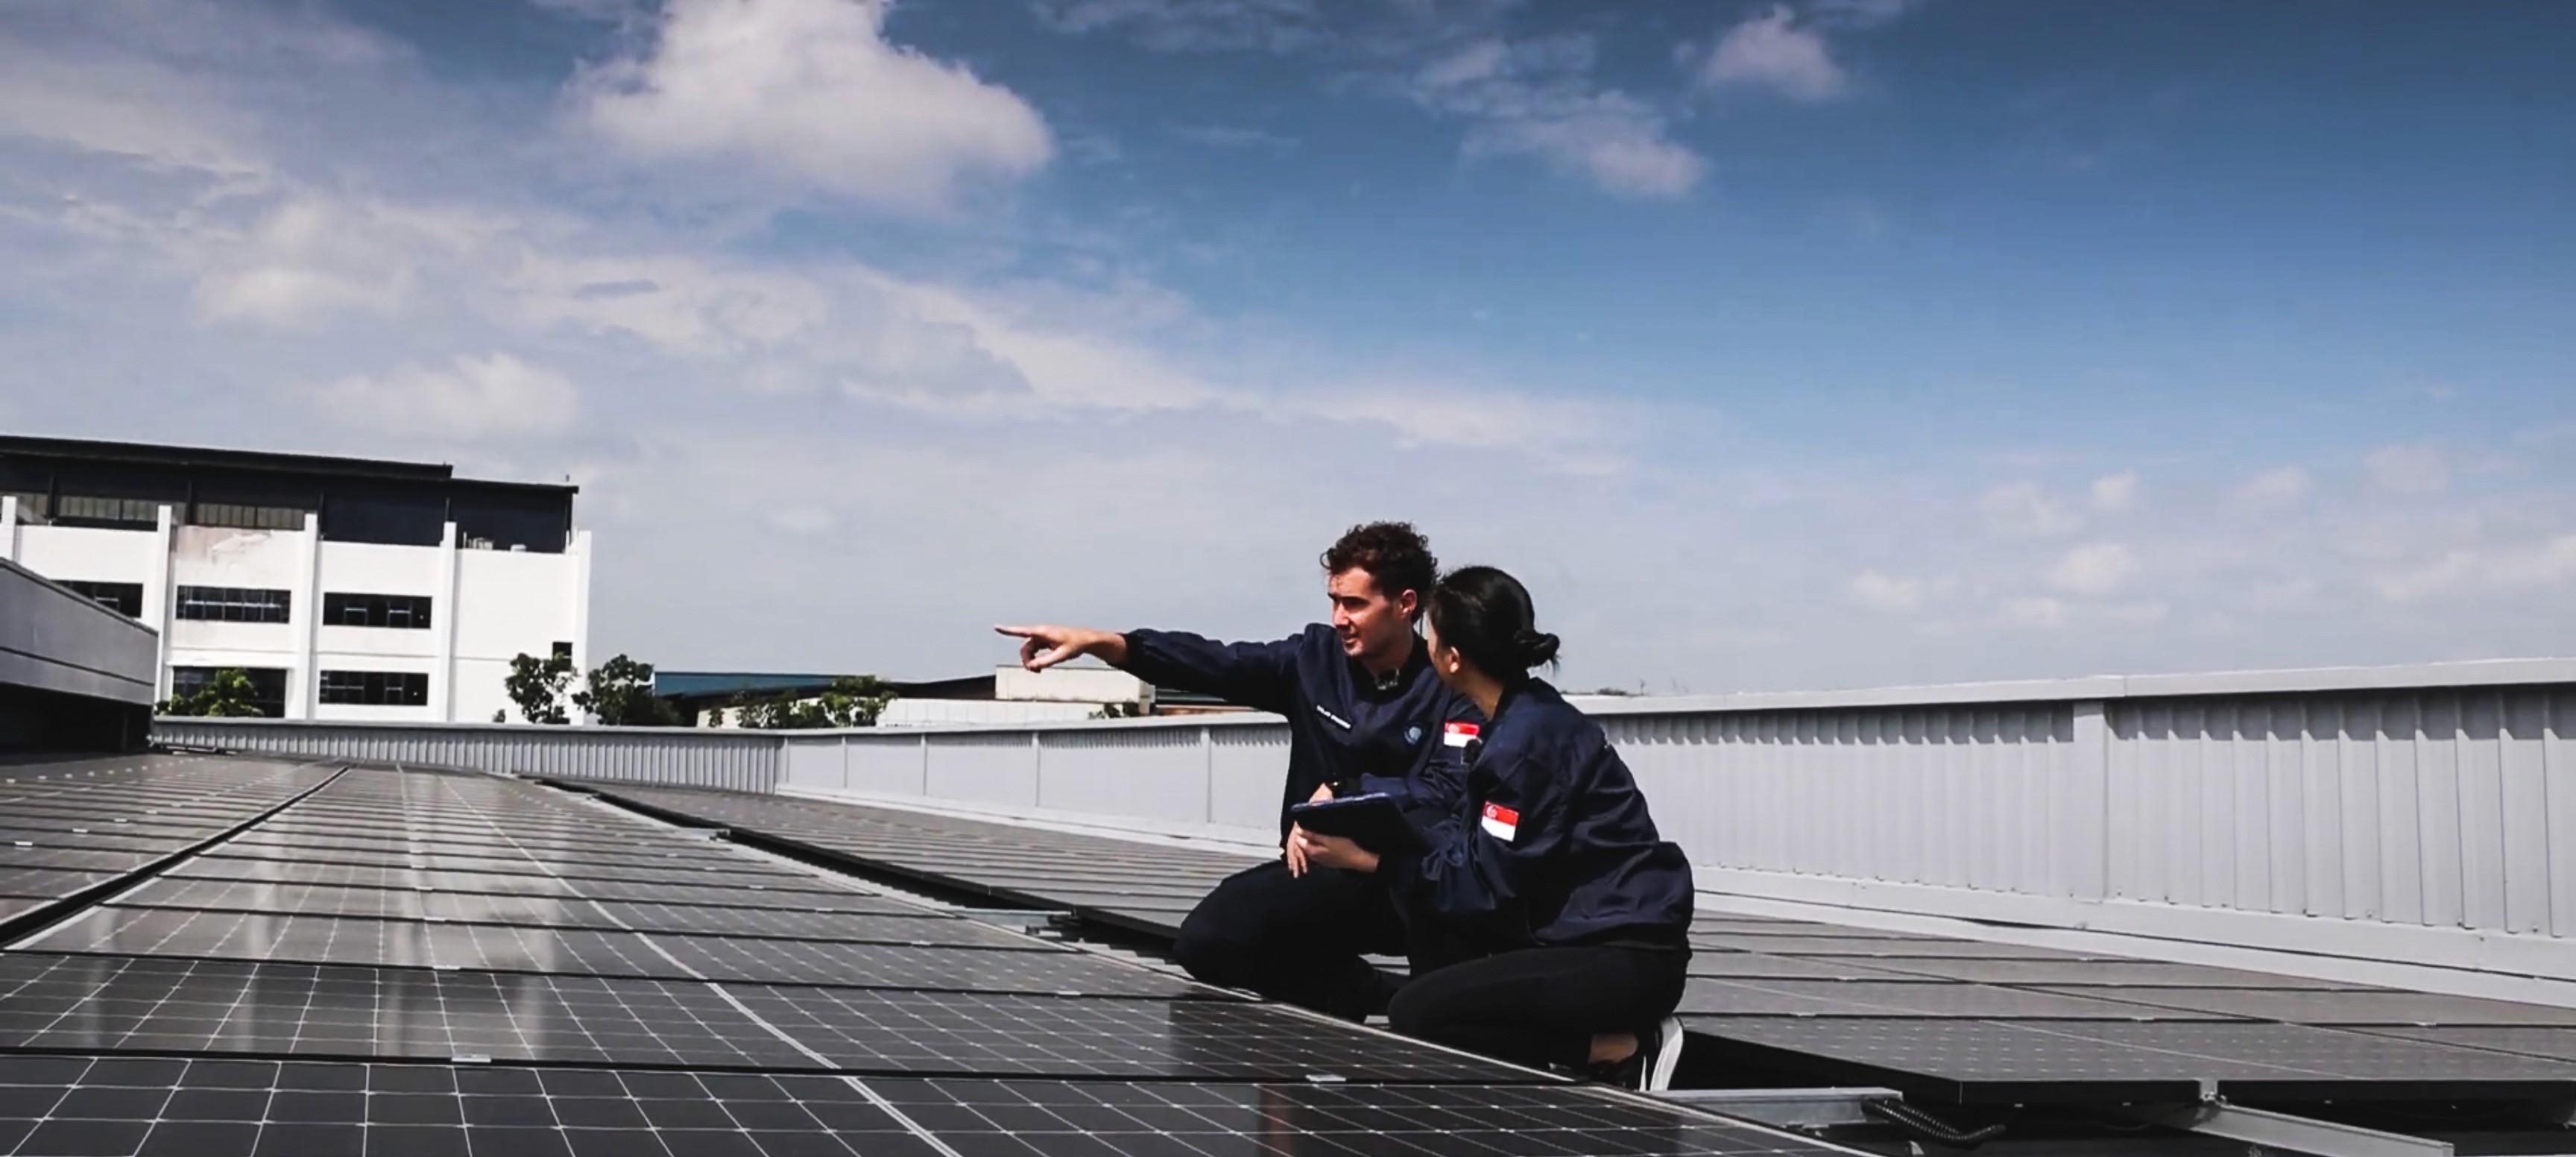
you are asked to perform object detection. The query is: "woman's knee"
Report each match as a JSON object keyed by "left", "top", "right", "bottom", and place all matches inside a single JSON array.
[{"left": 1384, "top": 977, "right": 1452, "bottom": 1040}]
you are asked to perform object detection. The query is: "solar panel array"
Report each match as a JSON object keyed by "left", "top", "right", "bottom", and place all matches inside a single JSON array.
[
  {"left": 575, "top": 781, "right": 2576, "bottom": 1108},
  {"left": 0, "top": 755, "right": 1863, "bottom": 1156}
]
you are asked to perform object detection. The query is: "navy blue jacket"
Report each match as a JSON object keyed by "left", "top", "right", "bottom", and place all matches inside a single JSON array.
[
  {"left": 1120, "top": 624, "right": 1480, "bottom": 836},
  {"left": 1386, "top": 679, "right": 1694, "bottom": 948}
]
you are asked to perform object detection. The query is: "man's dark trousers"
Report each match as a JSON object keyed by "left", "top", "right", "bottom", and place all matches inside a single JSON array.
[{"left": 1172, "top": 860, "right": 1406, "bottom": 1020}]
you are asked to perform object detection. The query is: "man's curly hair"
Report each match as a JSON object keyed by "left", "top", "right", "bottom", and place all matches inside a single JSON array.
[{"left": 1320, "top": 522, "right": 1437, "bottom": 618}]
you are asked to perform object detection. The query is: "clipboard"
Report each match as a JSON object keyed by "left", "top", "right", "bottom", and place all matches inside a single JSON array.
[{"left": 1287, "top": 793, "right": 1422, "bottom": 852}]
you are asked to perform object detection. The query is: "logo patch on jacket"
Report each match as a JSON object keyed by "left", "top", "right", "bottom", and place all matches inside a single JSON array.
[
  {"left": 1443, "top": 722, "right": 1480, "bottom": 748},
  {"left": 1406, "top": 725, "right": 1422, "bottom": 745},
  {"left": 1480, "top": 801, "right": 1519, "bottom": 842}
]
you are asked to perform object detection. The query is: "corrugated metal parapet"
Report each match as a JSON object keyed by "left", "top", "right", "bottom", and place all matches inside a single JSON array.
[
  {"left": 148, "top": 657, "right": 2576, "bottom": 982},
  {"left": 151, "top": 717, "right": 783, "bottom": 793}
]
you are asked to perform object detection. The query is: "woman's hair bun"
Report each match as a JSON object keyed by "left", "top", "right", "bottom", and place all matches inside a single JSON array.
[
  {"left": 1429, "top": 564, "right": 1560, "bottom": 677},
  {"left": 1514, "top": 629, "right": 1561, "bottom": 669}
]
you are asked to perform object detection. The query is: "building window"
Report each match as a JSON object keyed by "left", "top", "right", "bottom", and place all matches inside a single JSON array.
[
  {"left": 192, "top": 502, "right": 311, "bottom": 532},
  {"left": 53, "top": 495, "right": 162, "bottom": 529},
  {"left": 169, "top": 666, "right": 289, "bottom": 718},
  {"left": 57, "top": 581, "right": 144, "bottom": 618},
  {"left": 552, "top": 640, "right": 572, "bottom": 661},
  {"left": 174, "top": 586, "right": 292, "bottom": 623},
  {"left": 322, "top": 592, "right": 432, "bottom": 630},
  {"left": 2, "top": 492, "right": 47, "bottom": 523},
  {"left": 319, "top": 669, "right": 429, "bottom": 706}
]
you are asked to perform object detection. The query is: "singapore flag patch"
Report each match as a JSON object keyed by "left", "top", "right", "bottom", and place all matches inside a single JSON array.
[
  {"left": 1480, "top": 801, "right": 1520, "bottom": 842},
  {"left": 1443, "top": 722, "right": 1480, "bottom": 748}
]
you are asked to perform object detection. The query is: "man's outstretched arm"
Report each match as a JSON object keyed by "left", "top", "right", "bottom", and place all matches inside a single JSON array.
[{"left": 994, "top": 624, "right": 1128, "bottom": 672}]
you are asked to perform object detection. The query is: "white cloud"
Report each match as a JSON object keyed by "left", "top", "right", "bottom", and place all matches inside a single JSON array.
[
  {"left": 2365, "top": 443, "right": 2449, "bottom": 494},
  {"left": 1977, "top": 482, "right": 2083, "bottom": 537},
  {"left": 511, "top": 253, "right": 833, "bottom": 356},
  {"left": 1698, "top": 7, "right": 1846, "bottom": 102},
  {"left": 1413, "top": 36, "right": 1705, "bottom": 199},
  {"left": 309, "top": 353, "right": 579, "bottom": 438},
  {"left": 1998, "top": 596, "right": 2068, "bottom": 630},
  {"left": 191, "top": 196, "right": 495, "bottom": 327},
  {"left": 2046, "top": 542, "right": 2138, "bottom": 595},
  {"left": 1846, "top": 571, "right": 1925, "bottom": 613},
  {"left": 570, "top": 0, "right": 1052, "bottom": 212},
  {"left": 2375, "top": 533, "right": 2576, "bottom": 602},
  {"left": 0, "top": 57, "right": 259, "bottom": 177},
  {"left": 2234, "top": 465, "right": 2314, "bottom": 511},
  {"left": 2090, "top": 470, "right": 2140, "bottom": 511}
]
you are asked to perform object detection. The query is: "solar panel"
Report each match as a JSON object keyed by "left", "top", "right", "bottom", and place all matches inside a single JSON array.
[
  {"left": 160, "top": 860, "right": 904, "bottom": 911},
  {"left": 720, "top": 985, "right": 1542, "bottom": 1082},
  {"left": 1679, "top": 1016, "right": 2262, "bottom": 1103},
  {"left": 0, "top": 848, "right": 157, "bottom": 873},
  {"left": 116, "top": 880, "right": 948, "bottom": 933},
  {"left": 1677, "top": 980, "right": 2221, "bottom": 1021},
  {"left": 2028, "top": 1021, "right": 2576, "bottom": 1098},
  {"left": 201, "top": 846, "right": 824, "bottom": 886},
  {"left": 2354, "top": 1026, "right": 2576, "bottom": 1064},
  {"left": 1687, "top": 1015, "right": 2576, "bottom": 1103},
  {"left": 2024, "top": 986, "right": 2576, "bottom": 1027},
  {"left": 0, "top": 868, "right": 117, "bottom": 899},
  {"left": 869, "top": 1076, "right": 1857, "bottom": 1156},
  {"left": 1688, "top": 935, "right": 2092, "bottom": 959},
  {"left": 643, "top": 936, "right": 1202, "bottom": 997},
  {"left": 1685, "top": 954, "right": 1926, "bottom": 982},
  {"left": 0, "top": 954, "right": 812, "bottom": 1070},
  {"left": 226, "top": 830, "right": 750, "bottom": 867},
  {"left": 0, "top": 1056, "right": 1860, "bottom": 1157},
  {"left": 1852, "top": 958, "right": 2370, "bottom": 989},
  {"left": 31, "top": 907, "right": 1212, "bottom": 997},
  {"left": 581, "top": 903, "right": 1038, "bottom": 948}
]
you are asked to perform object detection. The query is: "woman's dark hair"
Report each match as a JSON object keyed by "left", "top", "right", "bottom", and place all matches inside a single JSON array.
[
  {"left": 1320, "top": 522, "right": 1438, "bottom": 617},
  {"left": 1427, "top": 565, "right": 1560, "bottom": 678}
]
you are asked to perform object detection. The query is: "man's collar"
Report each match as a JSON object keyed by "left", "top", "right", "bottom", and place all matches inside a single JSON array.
[{"left": 1357, "top": 631, "right": 1423, "bottom": 693}]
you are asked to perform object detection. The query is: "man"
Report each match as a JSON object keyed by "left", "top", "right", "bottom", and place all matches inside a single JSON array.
[{"left": 997, "top": 521, "right": 1478, "bottom": 1019}]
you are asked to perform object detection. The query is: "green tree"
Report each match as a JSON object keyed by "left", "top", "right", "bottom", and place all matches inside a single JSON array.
[
  {"left": 733, "top": 676, "right": 896, "bottom": 730},
  {"left": 575, "top": 654, "right": 681, "bottom": 727},
  {"left": 158, "top": 669, "right": 264, "bottom": 717},
  {"left": 504, "top": 652, "right": 576, "bottom": 725}
]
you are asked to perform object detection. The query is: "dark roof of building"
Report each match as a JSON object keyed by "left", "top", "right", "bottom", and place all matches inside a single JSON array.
[{"left": 0, "top": 434, "right": 576, "bottom": 495}]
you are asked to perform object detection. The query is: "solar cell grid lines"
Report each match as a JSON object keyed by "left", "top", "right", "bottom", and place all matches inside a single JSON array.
[
  {"left": 872, "top": 1078, "right": 1847, "bottom": 1156},
  {"left": 114, "top": 880, "right": 941, "bottom": 932},
  {"left": 719, "top": 986, "right": 1545, "bottom": 1082},
  {"left": 0, "top": 869, "right": 118, "bottom": 901},
  {"left": 0, "top": 954, "right": 814, "bottom": 1070},
  {"left": 572, "top": 784, "right": 1262, "bottom": 933},
  {"left": 0, "top": 1056, "right": 1849, "bottom": 1157},
  {"left": 28, "top": 906, "right": 1219, "bottom": 997}
]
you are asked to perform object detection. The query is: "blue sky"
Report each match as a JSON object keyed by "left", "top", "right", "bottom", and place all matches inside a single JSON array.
[{"left": 1, "top": 0, "right": 2571, "bottom": 690}]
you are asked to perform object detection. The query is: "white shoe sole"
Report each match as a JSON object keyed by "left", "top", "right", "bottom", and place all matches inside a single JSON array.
[{"left": 1641, "top": 1016, "right": 1685, "bottom": 1092}]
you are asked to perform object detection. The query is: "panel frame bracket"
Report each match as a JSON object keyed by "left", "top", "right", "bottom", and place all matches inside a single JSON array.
[
  {"left": 2118, "top": 1098, "right": 2453, "bottom": 1157},
  {"left": 1653, "top": 1086, "right": 1901, "bottom": 1129}
]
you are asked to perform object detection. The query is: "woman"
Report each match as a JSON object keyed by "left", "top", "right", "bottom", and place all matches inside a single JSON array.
[{"left": 1295, "top": 565, "right": 1696, "bottom": 1089}]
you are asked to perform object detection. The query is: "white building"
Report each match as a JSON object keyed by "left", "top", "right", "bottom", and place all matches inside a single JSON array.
[{"left": 0, "top": 436, "right": 589, "bottom": 723}]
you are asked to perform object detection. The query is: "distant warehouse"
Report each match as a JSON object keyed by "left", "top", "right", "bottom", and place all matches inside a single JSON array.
[{"left": 0, "top": 435, "right": 589, "bottom": 722}]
